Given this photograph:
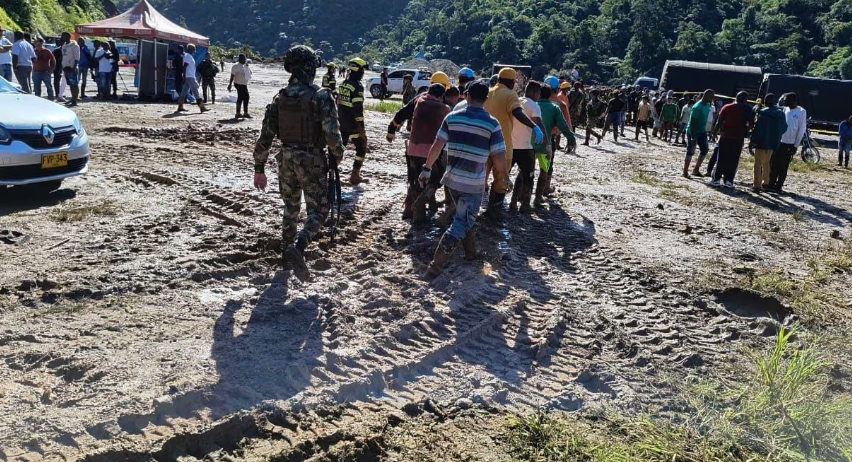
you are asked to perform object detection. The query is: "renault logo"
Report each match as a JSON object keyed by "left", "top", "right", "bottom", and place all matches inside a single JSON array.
[{"left": 41, "top": 125, "right": 55, "bottom": 145}]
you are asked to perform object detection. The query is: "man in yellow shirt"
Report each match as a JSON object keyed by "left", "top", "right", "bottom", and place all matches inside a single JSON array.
[{"left": 483, "top": 67, "right": 542, "bottom": 219}]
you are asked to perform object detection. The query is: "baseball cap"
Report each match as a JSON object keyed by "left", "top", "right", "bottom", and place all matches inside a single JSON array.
[{"left": 466, "top": 79, "right": 490, "bottom": 101}]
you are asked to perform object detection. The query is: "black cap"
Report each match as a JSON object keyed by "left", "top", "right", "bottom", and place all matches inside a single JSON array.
[{"left": 467, "top": 79, "right": 490, "bottom": 101}]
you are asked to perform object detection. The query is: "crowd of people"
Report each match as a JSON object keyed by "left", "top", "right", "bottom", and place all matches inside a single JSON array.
[{"left": 0, "top": 26, "right": 127, "bottom": 104}]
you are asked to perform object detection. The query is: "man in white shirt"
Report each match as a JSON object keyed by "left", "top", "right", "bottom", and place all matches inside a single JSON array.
[
  {"left": 571, "top": 65, "right": 580, "bottom": 82},
  {"left": 176, "top": 44, "right": 207, "bottom": 113},
  {"left": 228, "top": 54, "right": 252, "bottom": 118},
  {"left": 0, "top": 27, "right": 13, "bottom": 82},
  {"left": 59, "top": 32, "right": 80, "bottom": 106},
  {"left": 768, "top": 92, "right": 807, "bottom": 193},
  {"left": 509, "top": 80, "right": 546, "bottom": 213},
  {"left": 11, "top": 31, "right": 35, "bottom": 92}
]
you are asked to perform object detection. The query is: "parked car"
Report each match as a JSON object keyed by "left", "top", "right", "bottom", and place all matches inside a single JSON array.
[
  {"left": 633, "top": 76, "right": 659, "bottom": 90},
  {"left": 371, "top": 61, "right": 383, "bottom": 72},
  {"left": 365, "top": 69, "right": 433, "bottom": 98},
  {"left": 0, "top": 77, "right": 90, "bottom": 192}
]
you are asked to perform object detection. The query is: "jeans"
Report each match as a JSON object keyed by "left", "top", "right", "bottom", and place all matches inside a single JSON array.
[
  {"left": 712, "top": 137, "right": 745, "bottom": 183},
  {"left": 98, "top": 72, "right": 111, "bottom": 97},
  {"left": 14, "top": 66, "right": 31, "bottom": 93},
  {"left": 32, "top": 70, "right": 53, "bottom": 99},
  {"left": 769, "top": 142, "right": 795, "bottom": 190},
  {"left": 78, "top": 66, "right": 89, "bottom": 94},
  {"left": 446, "top": 188, "right": 483, "bottom": 240},
  {"left": 64, "top": 67, "right": 78, "bottom": 87},
  {"left": 685, "top": 132, "right": 709, "bottom": 160},
  {"left": 603, "top": 112, "right": 622, "bottom": 139},
  {"left": 0, "top": 63, "right": 11, "bottom": 82},
  {"left": 180, "top": 77, "right": 200, "bottom": 101}
]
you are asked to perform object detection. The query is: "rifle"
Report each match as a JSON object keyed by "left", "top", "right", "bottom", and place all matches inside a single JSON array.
[{"left": 327, "top": 149, "right": 342, "bottom": 244}]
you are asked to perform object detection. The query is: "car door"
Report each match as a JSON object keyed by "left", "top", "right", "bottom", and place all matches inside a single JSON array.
[
  {"left": 417, "top": 71, "right": 432, "bottom": 90},
  {"left": 387, "top": 70, "right": 406, "bottom": 93}
]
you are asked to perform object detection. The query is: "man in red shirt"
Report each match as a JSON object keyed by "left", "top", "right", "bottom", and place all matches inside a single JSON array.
[
  {"left": 31, "top": 39, "right": 55, "bottom": 100},
  {"left": 709, "top": 91, "right": 753, "bottom": 188}
]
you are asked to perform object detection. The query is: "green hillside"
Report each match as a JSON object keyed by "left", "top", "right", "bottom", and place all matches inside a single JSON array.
[
  {"left": 0, "top": 0, "right": 111, "bottom": 36},
  {"left": 112, "top": 0, "right": 852, "bottom": 83}
]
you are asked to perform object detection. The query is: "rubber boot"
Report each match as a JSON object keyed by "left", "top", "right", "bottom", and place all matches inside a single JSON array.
[
  {"left": 350, "top": 161, "right": 366, "bottom": 185},
  {"left": 509, "top": 176, "right": 522, "bottom": 212},
  {"left": 411, "top": 184, "right": 434, "bottom": 224},
  {"left": 198, "top": 100, "right": 209, "bottom": 113},
  {"left": 543, "top": 174, "right": 554, "bottom": 197},
  {"left": 176, "top": 98, "right": 187, "bottom": 112},
  {"left": 427, "top": 234, "right": 459, "bottom": 277},
  {"left": 519, "top": 183, "right": 533, "bottom": 214},
  {"left": 682, "top": 158, "right": 692, "bottom": 178},
  {"left": 402, "top": 184, "right": 416, "bottom": 220},
  {"left": 484, "top": 189, "right": 505, "bottom": 221},
  {"left": 462, "top": 229, "right": 477, "bottom": 261},
  {"left": 534, "top": 170, "right": 546, "bottom": 206}
]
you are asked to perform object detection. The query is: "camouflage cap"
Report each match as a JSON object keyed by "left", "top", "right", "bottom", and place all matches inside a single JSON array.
[{"left": 284, "top": 45, "right": 319, "bottom": 73}]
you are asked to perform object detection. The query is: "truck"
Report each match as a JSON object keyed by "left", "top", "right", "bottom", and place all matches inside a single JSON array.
[
  {"left": 659, "top": 60, "right": 763, "bottom": 99},
  {"left": 365, "top": 68, "right": 433, "bottom": 99},
  {"left": 759, "top": 74, "right": 852, "bottom": 130}
]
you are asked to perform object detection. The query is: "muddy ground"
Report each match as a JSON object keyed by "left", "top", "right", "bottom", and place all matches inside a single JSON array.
[{"left": 1, "top": 65, "right": 851, "bottom": 461}]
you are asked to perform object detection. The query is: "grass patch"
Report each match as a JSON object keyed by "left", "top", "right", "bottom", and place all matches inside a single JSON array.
[
  {"left": 52, "top": 200, "right": 118, "bottom": 222},
  {"left": 507, "top": 327, "right": 852, "bottom": 462},
  {"left": 792, "top": 208, "right": 805, "bottom": 222},
  {"left": 364, "top": 101, "right": 403, "bottom": 114},
  {"left": 38, "top": 300, "right": 88, "bottom": 316},
  {"left": 825, "top": 243, "right": 852, "bottom": 272},
  {"left": 632, "top": 170, "right": 663, "bottom": 187},
  {"left": 790, "top": 158, "right": 827, "bottom": 174}
]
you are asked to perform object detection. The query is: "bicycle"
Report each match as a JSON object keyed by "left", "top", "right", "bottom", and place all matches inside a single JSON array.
[{"left": 800, "top": 118, "right": 821, "bottom": 164}]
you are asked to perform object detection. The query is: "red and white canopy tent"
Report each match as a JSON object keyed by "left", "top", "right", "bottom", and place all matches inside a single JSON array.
[
  {"left": 75, "top": 0, "right": 209, "bottom": 98},
  {"left": 75, "top": 0, "right": 209, "bottom": 46}
]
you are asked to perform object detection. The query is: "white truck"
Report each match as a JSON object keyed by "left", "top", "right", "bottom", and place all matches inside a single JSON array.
[{"left": 366, "top": 69, "right": 433, "bottom": 99}]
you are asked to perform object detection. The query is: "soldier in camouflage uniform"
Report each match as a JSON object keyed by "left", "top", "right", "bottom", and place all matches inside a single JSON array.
[{"left": 253, "top": 45, "right": 345, "bottom": 282}]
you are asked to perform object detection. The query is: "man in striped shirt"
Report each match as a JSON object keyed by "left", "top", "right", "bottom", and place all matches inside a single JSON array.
[{"left": 419, "top": 80, "right": 509, "bottom": 277}]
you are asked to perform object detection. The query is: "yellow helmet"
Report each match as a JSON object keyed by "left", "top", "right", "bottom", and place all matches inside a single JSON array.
[
  {"left": 498, "top": 67, "right": 517, "bottom": 80},
  {"left": 348, "top": 58, "right": 367, "bottom": 72},
  {"left": 327, "top": 62, "right": 337, "bottom": 69},
  {"left": 430, "top": 71, "right": 450, "bottom": 88}
]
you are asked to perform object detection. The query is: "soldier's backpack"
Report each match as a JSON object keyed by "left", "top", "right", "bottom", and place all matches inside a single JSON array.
[{"left": 277, "top": 85, "right": 324, "bottom": 147}]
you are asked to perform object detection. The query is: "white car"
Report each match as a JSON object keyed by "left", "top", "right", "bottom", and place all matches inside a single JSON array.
[
  {"left": 0, "top": 77, "right": 90, "bottom": 192},
  {"left": 366, "top": 69, "right": 434, "bottom": 99}
]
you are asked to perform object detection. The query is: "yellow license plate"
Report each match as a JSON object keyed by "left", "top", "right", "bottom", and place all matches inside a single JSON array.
[{"left": 41, "top": 152, "right": 68, "bottom": 169}]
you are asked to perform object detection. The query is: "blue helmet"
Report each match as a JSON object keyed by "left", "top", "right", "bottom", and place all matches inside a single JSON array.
[
  {"left": 458, "top": 67, "right": 475, "bottom": 79},
  {"left": 544, "top": 75, "right": 559, "bottom": 90}
]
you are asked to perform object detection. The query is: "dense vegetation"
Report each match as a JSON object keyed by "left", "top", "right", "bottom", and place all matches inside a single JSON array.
[
  {"left": 18, "top": 0, "right": 852, "bottom": 84},
  {"left": 0, "top": 0, "right": 116, "bottom": 36}
]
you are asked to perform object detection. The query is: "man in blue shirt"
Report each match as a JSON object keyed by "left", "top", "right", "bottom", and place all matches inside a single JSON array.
[
  {"left": 419, "top": 80, "right": 509, "bottom": 277},
  {"left": 838, "top": 115, "right": 852, "bottom": 168},
  {"left": 76, "top": 37, "right": 92, "bottom": 98}
]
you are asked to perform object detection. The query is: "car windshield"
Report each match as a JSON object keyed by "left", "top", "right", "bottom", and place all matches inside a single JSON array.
[{"left": 0, "top": 78, "right": 19, "bottom": 93}]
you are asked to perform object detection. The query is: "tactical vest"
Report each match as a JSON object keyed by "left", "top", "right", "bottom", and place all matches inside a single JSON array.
[{"left": 277, "top": 86, "right": 323, "bottom": 147}]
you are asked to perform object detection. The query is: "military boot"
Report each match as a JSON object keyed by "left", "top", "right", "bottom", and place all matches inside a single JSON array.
[
  {"left": 462, "top": 229, "right": 477, "bottom": 261},
  {"left": 285, "top": 236, "right": 311, "bottom": 282},
  {"left": 427, "top": 234, "right": 459, "bottom": 277}
]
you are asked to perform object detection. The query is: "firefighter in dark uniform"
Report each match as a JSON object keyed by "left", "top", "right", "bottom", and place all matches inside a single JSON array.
[
  {"left": 336, "top": 57, "right": 369, "bottom": 185},
  {"left": 322, "top": 62, "right": 337, "bottom": 91},
  {"left": 253, "top": 45, "right": 345, "bottom": 282}
]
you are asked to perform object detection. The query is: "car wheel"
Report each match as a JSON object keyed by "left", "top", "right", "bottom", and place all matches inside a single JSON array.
[
  {"left": 370, "top": 85, "right": 383, "bottom": 98},
  {"left": 30, "top": 180, "right": 63, "bottom": 195}
]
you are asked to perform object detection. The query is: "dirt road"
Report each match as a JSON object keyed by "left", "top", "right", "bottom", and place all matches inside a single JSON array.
[{"left": 1, "top": 65, "right": 850, "bottom": 461}]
